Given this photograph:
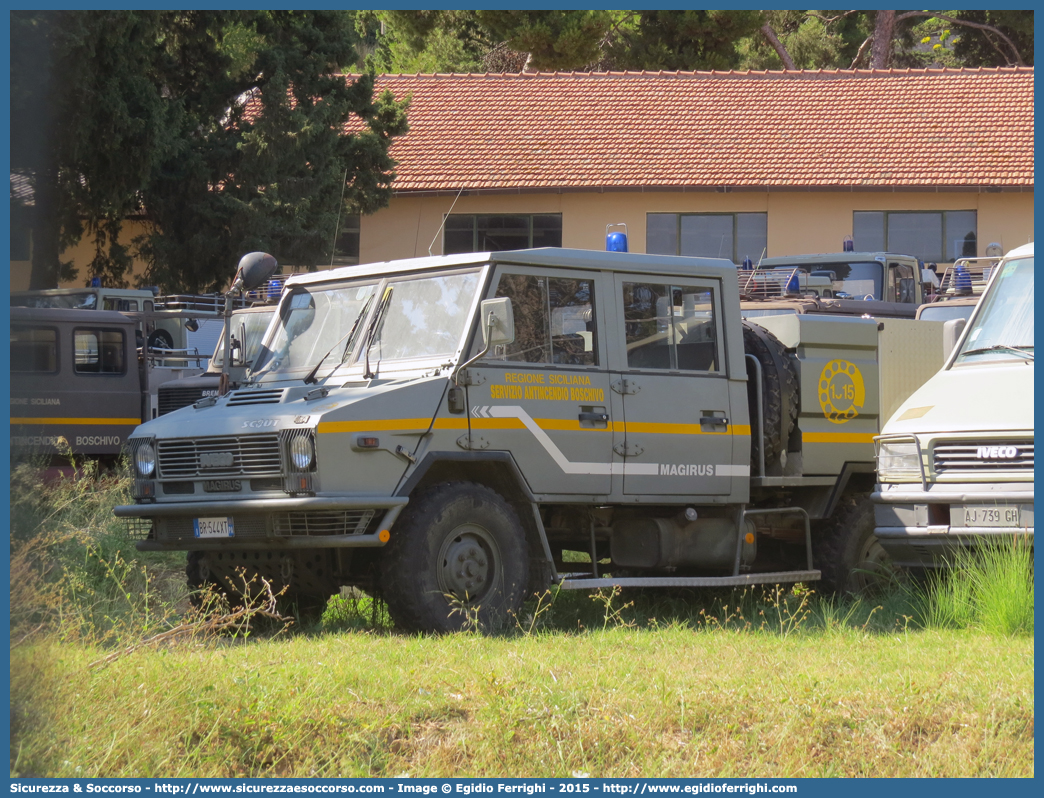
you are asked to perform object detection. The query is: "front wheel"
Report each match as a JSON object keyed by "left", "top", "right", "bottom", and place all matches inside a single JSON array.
[
  {"left": 380, "top": 483, "right": 529, "bottom": 633},
  {"left": 813, "top": 494, "right": 900, "bottom": 595}
]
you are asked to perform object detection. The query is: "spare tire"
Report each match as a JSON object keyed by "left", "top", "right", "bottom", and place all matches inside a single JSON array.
[
  {"left": 147, "top": 328, "right": 175, "bottom": 351},
  {"left": 742, "top": 322, "right": 799, "bottom": 473}
]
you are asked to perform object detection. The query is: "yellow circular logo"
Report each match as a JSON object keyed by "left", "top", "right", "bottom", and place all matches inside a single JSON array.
[{"left": 818, "top": 359, "right": 865, "bottom": 424}]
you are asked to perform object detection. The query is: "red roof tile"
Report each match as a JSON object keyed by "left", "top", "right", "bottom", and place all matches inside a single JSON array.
[{"left": 360, "top": 68, "right": 1033, "bottom": 193}]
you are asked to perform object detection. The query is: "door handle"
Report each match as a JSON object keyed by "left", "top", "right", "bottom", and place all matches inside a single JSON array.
[
  {"left": 579, "top": 412, "right": 609, "bottom": 424},
  {"left": 700, "top": 416, "right": 729, "bottom": 427}
]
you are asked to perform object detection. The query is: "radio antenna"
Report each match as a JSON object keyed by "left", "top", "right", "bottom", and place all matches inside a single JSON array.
[
  {"left": 428, "top": 186, "right": 466, "bottom": 257},
  {"left": 329, "top": 168, "right": 349, "bottom": 267}
]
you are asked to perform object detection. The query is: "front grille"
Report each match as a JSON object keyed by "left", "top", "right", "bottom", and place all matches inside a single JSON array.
[
  {"left": 125, "top": 518, "right": 153, "bottom": 541},
  {"left": 152, "top": 510, "right": 375, "bottom": 542},
  {"left": 227, "top": 389, "right": 285, "bottom": 406},
  {"left": 162, "top": 481, "right": 195, "bottom": 495},
  {"left": 157, "top": 434, "right": 282, "bottom": 478},
  {"left": 251, "top": 478, "right": 284, "bottom": 492},
  {"left": 933, "top": 440, "right": 1034, "bottom": 476},
  {"left": 158, "top": 386, "right": 212, "bottom": 415},
  {"left": 273, "top": 510, "right": 374, "bottom": 536}
]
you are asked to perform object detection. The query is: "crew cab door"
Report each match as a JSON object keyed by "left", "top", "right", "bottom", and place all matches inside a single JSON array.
[
  {"left": 464, "top": 265, "right": 614, "bottom": 496},
  {"left": 610, "top": 274, "right": 737, "bottom": 496}
]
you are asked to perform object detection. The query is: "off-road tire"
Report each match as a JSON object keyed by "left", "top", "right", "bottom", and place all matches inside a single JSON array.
[
  {"left": 742, "top": 323, "right": 799, "bottom": 472},
  {"left": 380, "top": 482, "right": 529, "bottom": 633},
  {"left": 186, "top": 550, "right": 243, "bottom": 613},
  {"left": 812, "top": 493, "right": 897, "bottom": 595},
  {"left": 148, "top": 328, "right": 175, "bottom": 351}
]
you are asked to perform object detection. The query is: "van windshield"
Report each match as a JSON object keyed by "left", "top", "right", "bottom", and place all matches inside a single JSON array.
[
  {"left": 783, "top": 261, "right": 883, "bottom": 299},
  {"left": 250, "top": 268, "right": 482, "bottom": 380},
  {"left": 954, "top": 256, "right": 1034, "bottom": 364}
]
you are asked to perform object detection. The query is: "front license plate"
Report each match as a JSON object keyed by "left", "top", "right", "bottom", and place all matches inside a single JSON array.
[
  {"left": 957, "top": 505, "right": 1021, "bottom": 528},
  {"left": 194, "top": 517, "right": 234, "bottom": 538}
]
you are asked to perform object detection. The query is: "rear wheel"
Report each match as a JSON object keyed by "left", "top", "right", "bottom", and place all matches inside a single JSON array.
[{"left": 380, "top": 482, "right": 529, "bottom": 633}]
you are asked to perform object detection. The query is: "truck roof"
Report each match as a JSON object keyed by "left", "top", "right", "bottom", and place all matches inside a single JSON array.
[
  {"left": 283, "top": 248, "right": 739, "bottom": 290},
  {"left": 1006, "top": 242, "right": 1033, "bottom": 259},
  {"left": 10, "top": 306, "right": 136, "bottom": 325},
  {"left": 759, "top": 252, "right": 918, "bottom": 267}
]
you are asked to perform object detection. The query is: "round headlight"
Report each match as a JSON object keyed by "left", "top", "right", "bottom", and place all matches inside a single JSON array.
[
  {"left": 289, "top": 436, "right": 315, "bottom": 470},
  {"left": 135, "top": 442, "right": 156, "bottom": 477}
]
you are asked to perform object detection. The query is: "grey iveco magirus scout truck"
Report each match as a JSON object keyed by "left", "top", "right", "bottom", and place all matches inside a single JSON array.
[{"left": 115, "top": 247, "right": 946, "bottom": 632}]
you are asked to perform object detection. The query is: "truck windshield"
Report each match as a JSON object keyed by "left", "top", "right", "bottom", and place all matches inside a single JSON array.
[
  {"left": 250, "top": 268, "right": 481, "bottom": 380},
  {"left": 11, "top": 292, "right": 98, "bottom": 310},
  {"left": 211, "top": 309, "right": 277, "bottom": 370},
  {"left": 786, "top": 261, "right": 883, "bottom": 299},
  {"left": 954, "top": 256, "right": 1034, "bottom": 364}
]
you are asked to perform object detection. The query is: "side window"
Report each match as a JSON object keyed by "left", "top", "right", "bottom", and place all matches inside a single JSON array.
[
  {"left": 74, "top": 329, "right": 126, "bottom": 374},
  {"left": 11, "top": 326, "right": 58, "bottom": 373},
  {"left": 490, "top": 273, "right": 597, "bottom": 366},
  {"left": 623, "top": 282, "right": 718, "bottom": 372},
  {"left": 892, "top": 263, "right": 917, "bottom": 303},
  {"left": 104, "top": 298, "right": 139, "bottom": 312}
]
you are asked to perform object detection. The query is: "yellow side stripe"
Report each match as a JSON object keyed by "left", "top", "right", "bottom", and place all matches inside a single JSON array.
[
  {"left": 317, "top": 418, "right": 433, "bottom": 434},
  {"left": 803, "top": 431, "right": 876, "bottom": 444},
  {"left": 431, "top": 418, "right": 469, "bottom": 431},
  {"left": 318, "top": 417, "right": 751, "bottom": 436},
  {"left": 11, "top": 417, "right": 141, "bottom": 426}
]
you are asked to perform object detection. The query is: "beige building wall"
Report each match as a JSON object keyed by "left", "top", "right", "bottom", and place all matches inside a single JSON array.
[
  {"left": 361, "top": 190, "right": 1033, "bottom": 264},
  {"left": 11, "top": 189, "right": 1032, "bottom": 292}
]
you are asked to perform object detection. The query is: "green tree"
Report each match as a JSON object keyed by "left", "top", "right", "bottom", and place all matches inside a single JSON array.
[
  {"left": 951, "top": 10, "right": 1033, "bottom": 67},
  {"left": 608, "top": 10, "right": 764, "bottom": 71},
  {"left": 11, "top": 10, "right": 408, "bottom": 292},
  {"left": 374, "top": 10, "right": 768, "bottom": 73},
  {"left": 12, "top": 11, "right": 171, "bottom": 288}
]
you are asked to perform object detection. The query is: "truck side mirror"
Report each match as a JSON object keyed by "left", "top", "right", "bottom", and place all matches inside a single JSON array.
[
  {"left": 943, "top": 317, "right": 967, "bottom": 358},
  {"left": 236, "top": 252, "right": 279, "bottom": 292},
  {"left": 480, "top": 297, "right": 515, "bottom": 347}
]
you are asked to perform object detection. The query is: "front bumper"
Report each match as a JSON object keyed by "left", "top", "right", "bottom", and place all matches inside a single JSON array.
[
  {"left": 115, "top": 495, "right": 408, "bottom": 552},
  {"left": 872, "top": 483, "right": 1033, "bottom": 567}
]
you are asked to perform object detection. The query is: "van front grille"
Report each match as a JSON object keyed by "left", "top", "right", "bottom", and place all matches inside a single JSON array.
[
  {"left": 933, "top": 440, "right": 1034, "bottom": 476},
  {"left": 157, "top": 434, "right": 282, "bottom": 478}
]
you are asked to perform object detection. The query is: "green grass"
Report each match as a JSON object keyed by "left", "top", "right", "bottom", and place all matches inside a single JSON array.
[
  {"left": 10, "top": 627, "right": 1034, "bottom": 778},
  {"left": 8, "top": 463, "right": 1035, "bottom": 778},
  {"left": 921, "top": 539, "right": 1034, "bottom": 636}
]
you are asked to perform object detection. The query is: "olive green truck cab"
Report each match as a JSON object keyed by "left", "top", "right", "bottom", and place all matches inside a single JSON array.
[
  {"left": 874, "top": 242, "right": 1033, "bottom": 566},
  {"left": 115, "top": 248, "right": 947, "bottom": 631}
]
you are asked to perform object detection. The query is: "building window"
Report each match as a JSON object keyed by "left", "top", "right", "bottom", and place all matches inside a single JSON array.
[
  {"left": 74, "top": 329, "right": 126, "bottom": 374},
  {"left": 621, "top": 283, "right": 718, "bottom": 372},
  {"left": 489, "top": 272, "right": 596, "bottom": 366},
  {"left": 647, "top": 213, "right": 767, "bottom": 265},
  {"left": 332, "top": 214, "right": 361, "bottom": 266},
  {"left": 853, "top": 211, "right": 977, "bottom": 262},
  {"left": 444, "top": 214, "right": 562, "bottom": 254},
  {"left": 10, "top": 326, "right": 57, "bottom": 373}
]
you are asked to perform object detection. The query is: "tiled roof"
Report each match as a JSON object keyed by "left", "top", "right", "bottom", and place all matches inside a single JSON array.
[{"left": 361, "top": 68, "right": 1033, "bottom": 193}]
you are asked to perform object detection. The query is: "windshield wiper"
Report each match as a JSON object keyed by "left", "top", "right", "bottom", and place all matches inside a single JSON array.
[
  {"left": 961, "top": 344, "right": 1034, "bottom": 361},
  {"left": 303, "top": 292, "right": 377, "bottom": 385},
  {"left": 363, "top": 285, "right": 395, "bottom": 379}
]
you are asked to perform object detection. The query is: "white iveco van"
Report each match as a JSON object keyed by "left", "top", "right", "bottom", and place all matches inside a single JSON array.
[{"left": 873, "top": 242, "right": 1033, "bottom": 567}]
